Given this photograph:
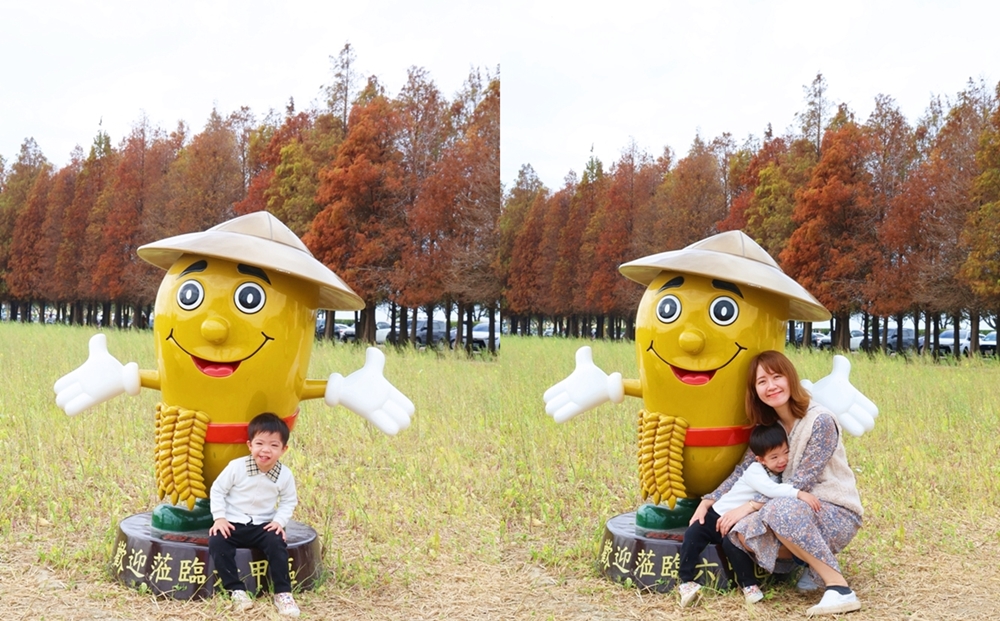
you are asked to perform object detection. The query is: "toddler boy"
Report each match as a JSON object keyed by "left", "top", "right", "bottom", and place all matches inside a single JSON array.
[{"left": 209, "top": 413, "right": 300, "bottom": 617}]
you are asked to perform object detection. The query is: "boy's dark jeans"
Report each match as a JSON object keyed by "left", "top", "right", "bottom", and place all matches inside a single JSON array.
[
  {"left": 208, "top": 522, "right": 291, "bottom": 593},
  {"left": 679, "top": 507, "right": 760, "bottom": 588}
]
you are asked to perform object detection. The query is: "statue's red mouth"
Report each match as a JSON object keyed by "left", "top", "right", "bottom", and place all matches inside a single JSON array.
[
  {"left": 166, "top": 328, "right": 273, "bottom": 378},
  {"left": 192, "top": 357, "right": 240, "bottom": 378},
  {"left": 670, "top": 366, "right": 716, "bottom": 385},
  {"left": 647, "top": 341, "right": 748, "bottom": 385}
]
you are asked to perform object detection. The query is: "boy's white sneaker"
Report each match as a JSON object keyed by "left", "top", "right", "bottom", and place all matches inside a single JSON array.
[
  {"left": 230, "top": 589, "right": 253, "bottom": 611},
  {"left": 678, "top": 581, "right": 702, "bottom": 607},
  {"left": 274, "top": 592, "right": 301, "bottom": 617},
  {"left": 806, "top": 588, "right": 861, "bottom": 616},
  {"left": 743, "top": 584, "right": 764, "bottom": 604}
]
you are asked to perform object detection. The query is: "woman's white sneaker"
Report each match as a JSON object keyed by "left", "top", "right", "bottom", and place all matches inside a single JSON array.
[{"left": 806, "top": 588, "right": 861, "bottom": 616}]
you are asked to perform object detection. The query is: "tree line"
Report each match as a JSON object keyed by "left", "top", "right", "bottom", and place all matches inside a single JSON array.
[
  {"left": 500, "top": 75, "right": 1000, "bottom": 356},
  {"left": 5, "top": 68, "right": 1000, "bottom": 357},
  {"left": 0, "top": 44, "right": 501, "bottom": 352}
]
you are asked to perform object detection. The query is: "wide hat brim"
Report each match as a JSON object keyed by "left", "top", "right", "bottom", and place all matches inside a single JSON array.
[
  {"left": 619, "top": 231, "right": 830, "bottom": 322},
  {"left": 137, "top": 212, "right": 364, "bottom": 311}
]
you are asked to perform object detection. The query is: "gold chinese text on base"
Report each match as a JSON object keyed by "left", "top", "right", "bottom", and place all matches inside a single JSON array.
[
  {"left": 598, "top": 511, "right": 768, "bottom": 592},
  {"left": 113, "top": 513, "right": 321, "bottom": 599},
  {"left": 155, "top": 403, "right": 209, "bottom": 510},
  {"left": 638, "top": 410, "right": 688, "bottom": 508}
]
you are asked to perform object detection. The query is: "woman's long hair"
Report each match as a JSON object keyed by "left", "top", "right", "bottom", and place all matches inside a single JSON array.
[{"left": 745, "top": 350, "right": 811, "bottom": 425}]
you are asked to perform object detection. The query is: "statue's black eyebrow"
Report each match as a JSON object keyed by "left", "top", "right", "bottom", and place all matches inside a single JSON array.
[
  {"left": 713, "top": 279, "right": 743, "bottom": 299},
  {"left": 238, "top": 264, "right": 271, "bottom": 284},
  {"left": 180, "top": 260, "right": 208, "bottom": 276},
  {"left": 656, "top": 276, "right": 684, "bottom": 293}
]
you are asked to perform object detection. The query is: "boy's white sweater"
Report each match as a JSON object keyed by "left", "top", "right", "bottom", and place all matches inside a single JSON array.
[
  {"left": 210, "top": 456, "right": 298, "bottom": 527},
  {"left": 712, "top": 461, "right": 798, "bottom": 515}
]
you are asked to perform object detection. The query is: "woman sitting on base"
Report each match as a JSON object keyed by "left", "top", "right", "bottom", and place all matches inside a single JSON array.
[{"left": 691, "top": 350, "right": 863, "bottom": 617}]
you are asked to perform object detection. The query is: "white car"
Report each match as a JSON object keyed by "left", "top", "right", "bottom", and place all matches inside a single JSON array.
[
  {"left": 818, "top": 329, "right": 864, "bottom": 351},
  {"left": 960, "top": 331, "right": 996, "bottom": 356},
  {"left": 919, "top": 329, "right": 969, "bottom": 355},
  {"left": 450, "top": 322, "right": 500, "bottom": 350},
  {"left": 375, "top": 324, "right": 392, "bottom": 344},
  {"left": 341, "top": 321, "right": 389, "bottom": 342}
]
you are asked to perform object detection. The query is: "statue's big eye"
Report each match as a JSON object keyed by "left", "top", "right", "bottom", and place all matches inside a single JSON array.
[
  {"left": 710, "top": 296, "right": 739, "bottom": 326},
  {"left": 656, "top": 295, "right": 681, "bottom": 323},
  {"left": 234, "top": 282, "right": 266, "bottom": 314},
  {"left": 177, "top": 280, "right": 204, "bottom": 311}
]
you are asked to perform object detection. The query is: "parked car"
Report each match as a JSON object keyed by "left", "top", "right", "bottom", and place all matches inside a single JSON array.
[
  {"left": 818, "top": 329, "right": 864, "bottom": 351},
  {"left": 340, "top": 324, "right": 355, "bottom": 342},
  {"left": 918, "top": 329, "right": 969, "bottom": 355},
  {"left": 449, "top": 321, "right": 501, "bottom": 350},
  {"left": 415, "top": 320, "right": 447, "bottom": 346},
  {"left": 888, "top": 328, "right": 918, "bottom": 352},
  {"left": 980, "top": 331, "right": 997, "bottom": 356},
  {"left": 385, "top": 320, "right": 447, "bottom": 346},
  {"left": 377, "top": 321, "right": 437, "bottom": 344},
  {"left": 790, "top": 329, "right": 824, "bottom": 348},
  {"left": 315, "top": 315, "right": 327, "bottom": 339},
  {"left": 340, "top": 321, "right": 389, "bottom": 342},
  {"left": 315, "top": 316, "right": 349, "bottom": 340},
  {"left": 861, "top": 327, "right": 918, "bottom": 352},
  {"left": 375, "top": 323, "right": 392, "bottom": 344},
  {"left": 960, "top": 331, "right": 996, "bottom": 356}
]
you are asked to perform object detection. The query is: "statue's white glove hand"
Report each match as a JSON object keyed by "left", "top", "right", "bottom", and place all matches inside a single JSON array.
[
  {"left": 325, "top": 347, "right": 414, "bottom": 435},
  {"left": 801, "top": 354, "right": 878, "bottom": 437},
  {"left": 54, "top": 334, "right": 140, "bottom": 416},
  {"left": 543, "top": 346, "right": 624, "bottom": 423}
]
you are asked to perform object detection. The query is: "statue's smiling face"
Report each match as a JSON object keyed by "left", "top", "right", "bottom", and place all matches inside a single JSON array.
[
  {"left": 153, "top": 254, "right": 317, "bottom": 416},
  {"left": 635, "top": 272, "right": 787, "bottom": 426}
]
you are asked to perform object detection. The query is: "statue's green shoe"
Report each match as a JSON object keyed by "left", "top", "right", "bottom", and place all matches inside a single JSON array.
[
  {"left": 151, "top": 498, "right": 214, "bottom": 532},
  {"left": 634, "top": 498, "right": 699, "bottom": 536}
]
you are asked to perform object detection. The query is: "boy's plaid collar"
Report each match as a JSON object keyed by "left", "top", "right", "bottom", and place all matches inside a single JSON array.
[{"left": 245, "top": 456, "right": 282, "bottom": 483}]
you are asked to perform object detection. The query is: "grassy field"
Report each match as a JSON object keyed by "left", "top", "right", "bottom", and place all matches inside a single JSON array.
[{"left": 1, "top": 322, "right": 999, "bottom": 619}]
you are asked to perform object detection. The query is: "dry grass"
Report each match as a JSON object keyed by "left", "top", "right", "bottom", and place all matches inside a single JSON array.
[{"left": 1, "top": 323, "right": 999, "bottom": 619}]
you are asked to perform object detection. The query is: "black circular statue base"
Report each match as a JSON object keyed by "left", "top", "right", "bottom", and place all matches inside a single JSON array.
[
  {"left": 112, "top": 513, "right": 322, "bottom": 599},
  {"left": 597, "top": 511, "right": 739, "bottom": 593}
]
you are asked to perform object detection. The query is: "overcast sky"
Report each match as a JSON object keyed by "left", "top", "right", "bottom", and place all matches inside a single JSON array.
[
  {"left": 0, "top": 0, "right": 501, "bottom": 170},
  {"left": 3, "top": 1, "right": 999, "bottom": 194}
]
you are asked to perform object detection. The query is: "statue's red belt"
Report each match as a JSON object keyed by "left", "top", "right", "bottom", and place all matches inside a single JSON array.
[
  {"left": 204, "top": 411, "right": 299, "bottom": 444},
  {"left": 683, "top": 424, "right": 753, "bottom": 447}
]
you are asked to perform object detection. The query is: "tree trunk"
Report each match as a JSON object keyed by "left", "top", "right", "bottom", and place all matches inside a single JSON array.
[
  {"left": 454, "top": 301, "right": 465, "bottom": 349},
  {"left": 893, "top": 312, "right": 903, "bottom": 352},
  {"left": 488, "top": 307, "right": 497, "bottom": 355},
  {"left": 833, "top": 311, "right": 850, "bottom": 350},
  {"left": 444, "top": 300, "right": 453, "bottom": 346},
  {"left": 466, "top": 305, "right": 475, "bottom": 353},
  {"left": 399, "top": 306, "right": 409, "bottom": 347},
  {"left": 321, "top": 310, "right": 332, "bottom": 340},
  {"left": 970, "top": 309, "right": 979, "bottom": 356},
  {"left": 424, "top": 304, "right": 435, "bottom": 347},
  {"left": 951, "top": 312, "right": 961, "bottom": 359}
]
